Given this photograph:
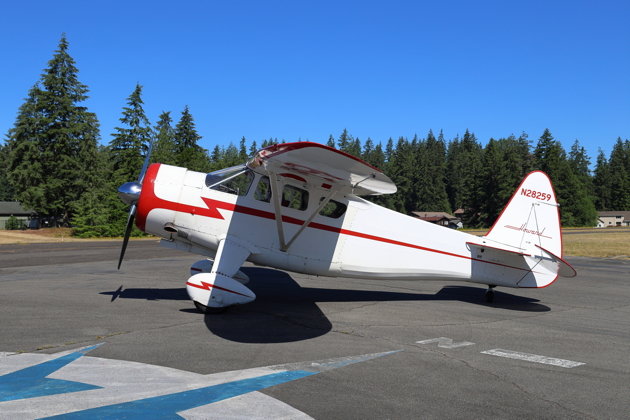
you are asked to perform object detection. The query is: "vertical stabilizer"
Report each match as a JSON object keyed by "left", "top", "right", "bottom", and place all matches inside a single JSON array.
[{"left": 485, "top": 171, "right": 563, "bottom": 257}]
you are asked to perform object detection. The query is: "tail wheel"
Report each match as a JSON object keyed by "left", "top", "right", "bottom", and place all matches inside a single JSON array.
[{"left": 485, "top": 286, "right": 495, "bottom": 303}]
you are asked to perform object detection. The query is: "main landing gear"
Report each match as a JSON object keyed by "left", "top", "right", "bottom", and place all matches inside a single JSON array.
[{"left": 485, "top": 285, "right": 496, "bottom": 303}]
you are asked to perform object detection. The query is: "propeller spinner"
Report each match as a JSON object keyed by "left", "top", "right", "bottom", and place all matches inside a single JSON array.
[{"left": 117, "top": 141, "right": 153, "bottom": 269}]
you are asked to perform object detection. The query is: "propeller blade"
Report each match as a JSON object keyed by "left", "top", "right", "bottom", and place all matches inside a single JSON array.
[
  {"left": 138, "top": 139, "right": 154, "bottom": 184},
  {"left": 118, "top": 136, "right": 153, "bottom": 269},
  {"left": 118, "top": 204, "right": 136, "bottom": 270}
]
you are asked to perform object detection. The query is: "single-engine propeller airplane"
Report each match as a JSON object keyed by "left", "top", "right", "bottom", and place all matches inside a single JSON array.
[{"left": 117, "top": 141, "right": 576, "bottom": 313}]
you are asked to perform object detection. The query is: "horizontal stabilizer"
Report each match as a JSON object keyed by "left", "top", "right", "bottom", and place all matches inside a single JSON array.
[
  {"left": 466, "top": 242, "right": 531, "bottom": 257},
  {"left": 534, "top": 245, "right": 577, "bottom": 278}
]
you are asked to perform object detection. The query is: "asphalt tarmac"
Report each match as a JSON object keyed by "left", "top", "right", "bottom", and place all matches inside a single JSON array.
[{"left": 0, "top": 240, "right": 628, "bottom": 419}]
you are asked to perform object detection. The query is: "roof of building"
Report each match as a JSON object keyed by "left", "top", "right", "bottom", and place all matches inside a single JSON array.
[
  {"left": 410, "top": 211, "right": 457, "bottom": 220},
  {"left": 415, "top": 215, "right": 451, "bottom": 223},
  {"left": 0, "top": 202, "right": 36, "bottom": 216},
  {"left": 598, "top": 211, "right": 630, "bottom": 218}
]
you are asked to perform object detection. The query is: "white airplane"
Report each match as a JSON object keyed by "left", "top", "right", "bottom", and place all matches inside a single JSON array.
[{"left": 117, "top": 142, "right": 576, "bottom": 313}]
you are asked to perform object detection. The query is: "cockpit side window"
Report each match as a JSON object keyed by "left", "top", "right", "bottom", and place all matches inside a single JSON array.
[
  {"left": 205, "top": 165, "right": 254, "bottom": 196},
  {"left": 319, "top": 198, "right": 347, "bottom": 218},
  {"left": 254, "top": 176, "right": 272, "bottom": 203},
  {"left": 282, "top": 185, "right": 309, "bottom": 211}
]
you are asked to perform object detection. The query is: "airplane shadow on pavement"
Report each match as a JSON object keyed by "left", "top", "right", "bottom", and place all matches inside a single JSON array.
[{"left": 101, "top": 267, "right": 550, "bottom": 344}]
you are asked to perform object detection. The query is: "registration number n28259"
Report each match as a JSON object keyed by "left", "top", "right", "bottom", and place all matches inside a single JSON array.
[{"left": 521, "top": 188, "right": 551, "bottom": 201}]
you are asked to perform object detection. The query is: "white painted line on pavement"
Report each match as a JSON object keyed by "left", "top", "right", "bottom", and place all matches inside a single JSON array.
[
  {"left": 481, "top": 349, "right": 585, "bottom": 368},
  {"left": 416, "top": 337, "right": 475, "bottom": 349}
]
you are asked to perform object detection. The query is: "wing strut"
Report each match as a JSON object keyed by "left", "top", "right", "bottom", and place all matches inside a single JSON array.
[{"left": 268, "top": 171, "right": 337, "bottom": 252}]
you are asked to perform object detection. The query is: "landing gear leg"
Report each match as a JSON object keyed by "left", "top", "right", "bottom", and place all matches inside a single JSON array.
[{"left": 485, "top": 285, "right": 496, "bottom": 303}]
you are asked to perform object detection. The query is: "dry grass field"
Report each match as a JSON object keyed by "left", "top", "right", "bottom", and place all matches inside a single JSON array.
[
  {"left": 562, "top": 228, "right": 630, "bottom": 258},
  {"left": 1, "top": 227, "right": 628, "bottom": 258}
]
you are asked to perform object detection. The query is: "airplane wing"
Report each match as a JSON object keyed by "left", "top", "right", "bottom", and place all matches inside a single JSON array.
[{"left": 247, "top": 142, "right": 396, "bottom": 196}]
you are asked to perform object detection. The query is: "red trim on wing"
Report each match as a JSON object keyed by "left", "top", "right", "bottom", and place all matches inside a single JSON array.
[
  {"left": 279, "top": 173, "right": 307, "bottom": 183},
  {"left": 257, "top": 142, "right": 384, "bottom": 174}
]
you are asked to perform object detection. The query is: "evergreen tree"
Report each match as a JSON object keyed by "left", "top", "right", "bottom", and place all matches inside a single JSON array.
[
  {"left": 173, "top": 106, "right": 210, "bottom": 172},
  {"left": 568, "top": 139, "right": 595, "bottom": 209},
  {"left": 0, "top": 141, "right": 14, "bottom": 201},
  {"left": 609, "top": 138, "right": 630, "bottom": 210},
  {"left": 239, "top": 137, "right": 248, "bottom": 162},
  {"left": 6, "top": 35, "right": 101, "bottom": 223},
  {"left": 222, "top": 142, "right": 241, "bottom": 167},
  {"left": 534, "top": 129, "right": 597, "bottom": 226},
  {"left": 419, "top": 130, "right": 450, "bottom": 213},
  {"left": 5, "top": 85, "right": 44, "bottom": 207},
  {"left": 72, "top": 145, "right": 116, "bottom": 237},
  {"left": 384, "top": 137, "right": 394, "bottom": 172},
  {"left": 446, "top": 135, "right": 462, "bottom": 212},
  {"left": 110, "top": 83, "right": 152, "bottom": 185},
  {"left": 151, "top": 111, "right": 177, "bottom": 166},
  {"left": 337, "top": 129, "right": 353, "bottom": 154},
  {"left": 107, "top": 84, "right": 153, "bottom": 236},
  {"left": 477, "top": 138, "right": 507, "bottom": 227},
  {"left": 209, "top": 145, "right": 223, "bottom": 171},
  {"left": 445, "top": 130, "right": 483, "bottom": 226},
  {"left": 249, "top": 140, "right": 258, "bottom": 157},
  {"left": 387, "top": 137, "right": 415, "bottom": 212},
  {"left": 593, "top": 148, "right": 613, "bottom": 210},
  {"left": 326, "top": 135, "right": 335, "bottom": 148}
]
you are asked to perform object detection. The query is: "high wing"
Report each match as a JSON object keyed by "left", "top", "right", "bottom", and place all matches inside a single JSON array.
[{"left": 247, "top": 142, "right": 396, "bottom": 196}]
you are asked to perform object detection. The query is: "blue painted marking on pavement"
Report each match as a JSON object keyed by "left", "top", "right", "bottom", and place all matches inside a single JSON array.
[
  {"left": 0, "top": 344, "right": 103, "bottom": 402},
  {"left": 39, "top": 370, "right": 317, "bottom": 420}
]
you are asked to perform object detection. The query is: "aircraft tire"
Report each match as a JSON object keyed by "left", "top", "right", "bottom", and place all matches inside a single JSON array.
[
  {"left": 194, "top": 301, "right": 229, "bottom": 314},
  {"left": 485, "top": 289, "right": 495, "bottom": 303}
]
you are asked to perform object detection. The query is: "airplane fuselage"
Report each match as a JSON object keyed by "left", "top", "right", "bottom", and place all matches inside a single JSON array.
[{"left": 136, "top": 163, "right": 555, "bottom": 290}]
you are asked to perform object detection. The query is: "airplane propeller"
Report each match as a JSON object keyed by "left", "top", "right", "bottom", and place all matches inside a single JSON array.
[{"left": 116, "top": 141, "right": 153, "bottom": 269}]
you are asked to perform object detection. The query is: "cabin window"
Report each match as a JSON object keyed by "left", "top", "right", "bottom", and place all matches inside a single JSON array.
[
  {"left": 205, "top": 165, "right": 253, "bottom": 196},
  {"left": 254, "top": 176, "right": 272, "bottom": 203},
  {"left": 282, "top": 185, "right": 309, "bottom": 210},
  {"left": 319, "top": 198, "right": 347, "bottom": 218}
]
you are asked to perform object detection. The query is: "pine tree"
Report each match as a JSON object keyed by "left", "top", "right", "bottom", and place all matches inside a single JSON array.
[
  {"left": 609, "top": 138, "right": 630, "bottom": 210},
  {"left": 5, "top": 85, "right": 44, "bottom": 208},
  {"left": 239, "top": 137, "right": 248, "bottom": 162},
  {"left": 0, "top": 141, "right": 15, "bottom": 201},
  {"left": 534, "top": 129, "right": 597, "bottom": 226},
  {"left": 457, "top": 130, "right": 483, "bottom": 227},
  {"left": 326, "top": 135, "right": 335, "bottom": 148},
  {"left": 249, "top": 140, "right": 258, "bottom": 157},
  {"left": 72, "top": 145, "right": 116, "bottom": 237},
  {"left": 420, "top": 130, "right": 450, "bottom": 213},
  {"left": 593, "top": 148, "right": 613, "bottom": 210},
  {"left": 110, "top": 83, "right": 152, "bottom": 185},
  {"left": 173, "top": 106, "right": 210, "bottom": 172},
  {"left": 151, "top": 111, "right": 177, "bottom": 166},
  {"left": 477, "top": 138, "right": 507, "bottom": 227},
  {"left": 6, "top": 35, "right": 101, "bottom": 223},
  {"left": 388, "top": 137, "right": 415, "bottom": 212}
]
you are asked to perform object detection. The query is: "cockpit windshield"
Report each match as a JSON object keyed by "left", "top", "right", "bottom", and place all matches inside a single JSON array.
[{"left": 205, "top": 164, "right": 254, "bottom": 196}]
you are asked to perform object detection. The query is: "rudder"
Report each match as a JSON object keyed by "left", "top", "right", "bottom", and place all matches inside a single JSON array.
[{"left": 485, "top": 171, "right": 563, "bottom": 257}]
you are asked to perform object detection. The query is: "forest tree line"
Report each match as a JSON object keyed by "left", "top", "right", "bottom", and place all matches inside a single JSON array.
[{"left": 1, "top": 36, "right": 629, "bottom": 236}]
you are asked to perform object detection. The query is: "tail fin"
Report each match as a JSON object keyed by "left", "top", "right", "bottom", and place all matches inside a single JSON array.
[{"left": 485, "top": 171, "right": 563, "bottom": 257}]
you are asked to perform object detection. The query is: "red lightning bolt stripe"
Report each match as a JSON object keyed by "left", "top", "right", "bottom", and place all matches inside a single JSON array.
[{"left": 186, "top": 281, "right": 254, "bottom": 298}]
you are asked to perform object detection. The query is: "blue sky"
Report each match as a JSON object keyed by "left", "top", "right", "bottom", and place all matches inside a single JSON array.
[{"left": 2, "top": 0, "right": 628, "bottom": 160}]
